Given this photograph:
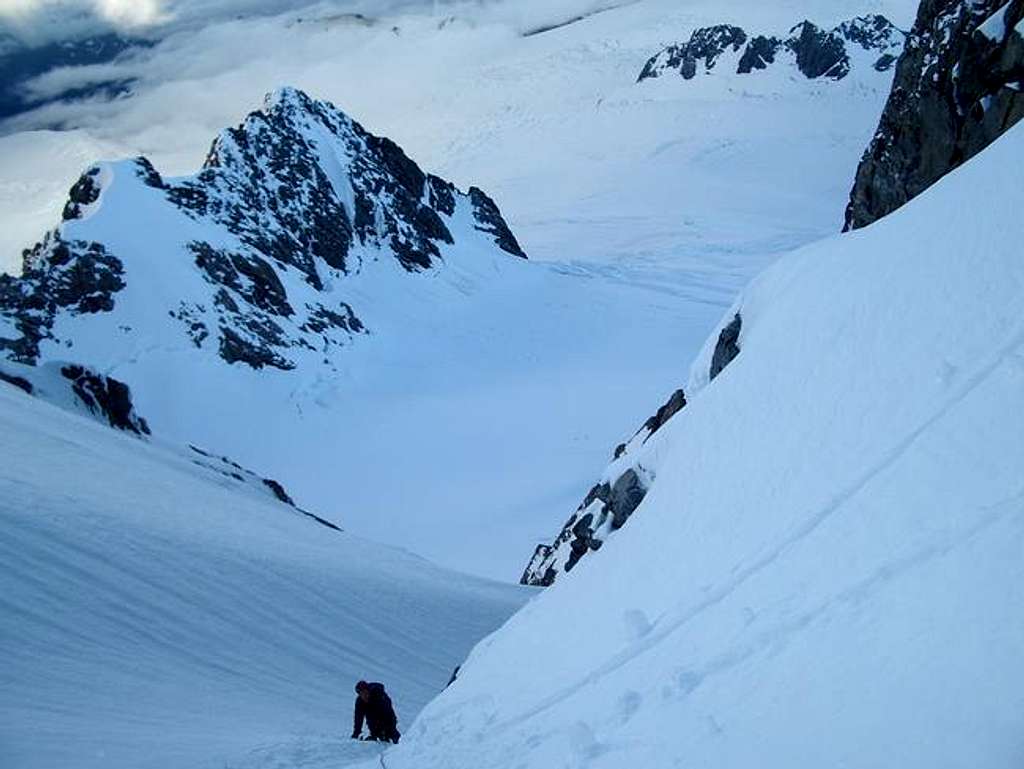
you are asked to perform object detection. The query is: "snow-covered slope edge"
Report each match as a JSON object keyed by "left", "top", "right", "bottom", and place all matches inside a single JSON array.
[
  {"left": 380, "top": 122, "right": 1024, "bottom": 769},
  {"left": 0, "top": 380, "right": 529, "bottom": 769}
]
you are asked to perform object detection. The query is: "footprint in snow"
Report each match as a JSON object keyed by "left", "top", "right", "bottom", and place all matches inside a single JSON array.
[{"left": 623, "top": 608, "right": 652, "bottom": 641}]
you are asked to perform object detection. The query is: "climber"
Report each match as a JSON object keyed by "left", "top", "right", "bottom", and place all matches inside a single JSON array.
[{"left": 351, "top": 680, "right": 401, "bottom": 744}]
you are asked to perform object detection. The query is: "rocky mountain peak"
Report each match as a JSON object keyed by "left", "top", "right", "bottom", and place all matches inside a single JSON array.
[{"left": 0, "top": 87, "right": 526, "bottom": 373}]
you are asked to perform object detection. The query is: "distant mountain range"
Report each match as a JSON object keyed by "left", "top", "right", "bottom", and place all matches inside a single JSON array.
[{"left": 638, "top": 14, "right": 906, "bottom": 83}]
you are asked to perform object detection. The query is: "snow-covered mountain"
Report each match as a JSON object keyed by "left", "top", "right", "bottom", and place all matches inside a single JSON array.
[
  {"left": 0, "top": 86, "right": 523, "bottom": 373},
  {"left": 0, "top": 375, "right": 529, "bottom": 769},
  {"left": 638, "top": 14, "right": 906, "bottom": 82},
  {"left": 382, "top": 112, "right": 1024, "bottom": 769}
]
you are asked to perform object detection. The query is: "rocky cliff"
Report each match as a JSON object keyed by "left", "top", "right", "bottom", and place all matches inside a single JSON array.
[{"left": 845, "top": 0, "right": 1024, "bottom": 229}]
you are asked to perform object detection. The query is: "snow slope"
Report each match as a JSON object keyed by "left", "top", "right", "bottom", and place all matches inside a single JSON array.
[
  {"left": 0, "top": 379, "right": 530, "bottom": 769},
  {"left": 375, "top": 120, "right": 1024, "bottom": 769}
]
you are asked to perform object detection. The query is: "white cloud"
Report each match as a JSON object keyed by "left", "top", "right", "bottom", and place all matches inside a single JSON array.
[
  {"left": 0, "top": 0, "right": 166, "bottom": 24},
  {"left": 94, "top": 0, "right": 168, "bottom": 26}
]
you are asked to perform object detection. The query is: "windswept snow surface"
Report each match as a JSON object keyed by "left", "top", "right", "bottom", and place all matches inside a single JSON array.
[
  {"left": 376, "top": 124, "right": 1024, "bottom": 769},
  {"left": 0, "top": 382, "right": 529, "bottom": 769}
]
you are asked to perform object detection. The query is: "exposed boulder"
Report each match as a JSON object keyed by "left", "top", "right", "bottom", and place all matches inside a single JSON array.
[
  {"left": 709, "top": 313, "right": 742, "bottom": 381},
  {"left": 640, "top": 388, "right": 687, "bottom": 437},
  {"left": 61, "top": 167, "right": 102, "bottom": 221},
  {"left": 608, "top": 468, "right": 646, "bottom": 529},
  {"left": 844, "top": 0, "right": 1024, "bottom": 229}
]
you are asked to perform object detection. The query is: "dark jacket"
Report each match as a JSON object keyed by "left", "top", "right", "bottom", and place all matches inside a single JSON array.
[{"left": 352, "top": 682, "right": 400, "bottom": 742}]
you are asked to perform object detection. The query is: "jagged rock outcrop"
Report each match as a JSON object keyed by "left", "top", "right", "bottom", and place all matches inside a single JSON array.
[
  {"left": 1, "top": 358, "right": 149, "bottom": 435},
  {"left": 638, "top": 25, "right": 748, "bottom": 81},
  {"left": 59, "top": 364, "right": 151, "bottom": 435},
  {"left": 709, "top": 313, "right": 742, "bottom": 381},
  {"left": 523, "top": 306, "right": 747, "bottom": 587},
  {"left": 0, "top": 234, "right": 125, "bottom": 364},
  {"left": 845, "top": 0, "right": 1024, "bottom": 229},
  {"left": 638, "top": 15, "right": 905, "bottom": 83},
  {"left": 522, "top": 389, "right": 688, "bottom": 587},
  {"left": 0, "top": 87, "right": 525, "bottom": 373}
]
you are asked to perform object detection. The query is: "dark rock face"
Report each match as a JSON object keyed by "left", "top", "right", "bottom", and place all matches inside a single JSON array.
[
  {"left": 0, "top": 87, "right": 525, "bottom": 373},
  {"left": 0, "top": 369, "right": 33, "bottom": 394},
  {"left": 172, "top": 89, "right": 521, "bottom": 281},
  {"left": 62, "top": 167, "right": 102, "bottom": 221},
  {"left": 639, "top": 15, "right": 905, "bottom": 82},
  {"left": 638, "top": 25, "right": 748, "bottom": 81},
  {"left": 468, "top": 187, "right": 527, "bottom": 259},
  {"left": 60, "top": 364, "right": 151, "bottom": 435},
  {"left": 640, "top": 388, "right": 687, "bottom": 437},
  {"left": 710, "top": 313, "right": 742, "bottom": 381},
  {"left": 218, "top": 325, "right": 293, "bottom": 370},
  {"left": 521, "top": 386, "right": 690, "bottom": 587},
  {"left": 608, "top": 468, "right": 646, "bottom": 529},
  {"left": 738, "top": 36, "right": 781, "bottom": 73},
  {"left": 845, "top": 0, "right": 1024, "bottom": 229},
  {"left": 0, "top": 234, "right": 125, "bottom": 364},
  {"left": 787, "top": 21, "right": 852, "bottom": 79}
]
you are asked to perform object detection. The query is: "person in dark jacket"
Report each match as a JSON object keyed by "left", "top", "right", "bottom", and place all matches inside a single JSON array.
[{"left": 351, "top": 680, "right": 400, "bottom": 743}]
